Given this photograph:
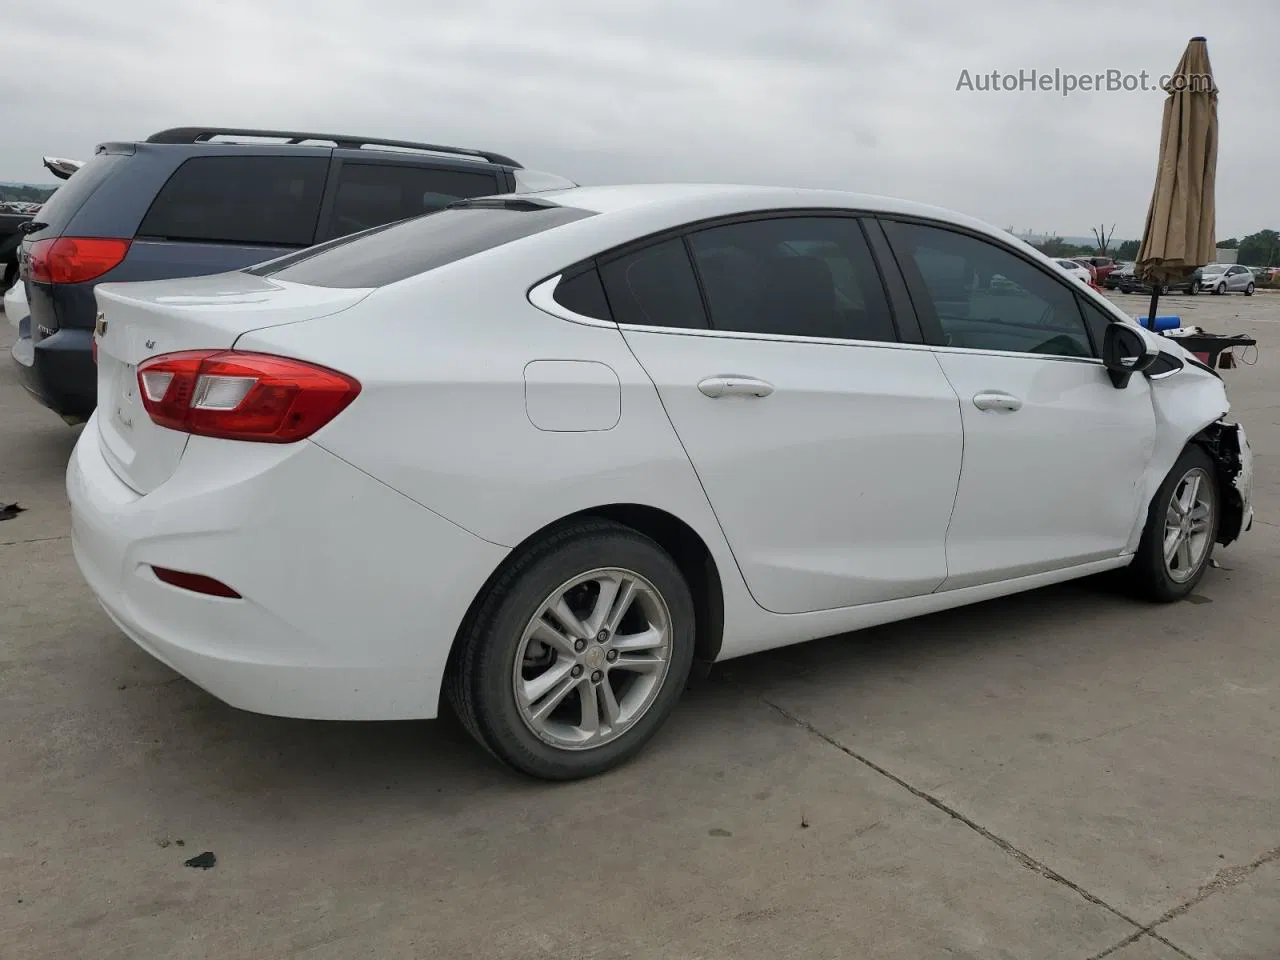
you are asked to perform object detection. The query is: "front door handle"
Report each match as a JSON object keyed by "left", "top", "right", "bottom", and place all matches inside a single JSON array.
[
  {"left": 698, "top": 376, "right": 775, "bottom": 399},
  {"left": 972, "top": 391, "right": 1023, "bottom": 412}
]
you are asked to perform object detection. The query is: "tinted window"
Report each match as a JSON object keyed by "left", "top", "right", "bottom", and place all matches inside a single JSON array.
[
  {"left": 137, "top": 156, "right": 327, "bottom": 246},
  {"left": 256, "top": 203, "right": 595, "bottom": 288},
  {"left": 687, "top": 217, "right": 896, "bottom": 341},
  {"left": 324, "top": 163, "right": 500, "bottom": 239},
  {"left": 1077, "top": 296, "right": 1116, "bottom": 353},
  {"left": 553, "top": 267, "right": 612, "bottom": 321},
  {"left": 884, "top": 221, "right": 1093, "bottom": 358},
  {"left": 598, "top": 239, "right": 707, "bottom": 329},
  {"left": 23, "top": 154, "right": 128, "bottom": 237}
]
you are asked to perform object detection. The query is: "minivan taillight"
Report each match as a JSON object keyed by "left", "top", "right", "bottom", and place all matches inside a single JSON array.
[
  {"left": 136, "top": 351, "right": 361, "bottom": 443},
  {"left": 27, "top": 237, "right": 131, "bottom": 284}
]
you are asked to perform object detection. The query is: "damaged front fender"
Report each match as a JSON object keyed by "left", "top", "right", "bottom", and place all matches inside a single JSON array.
[{"left": 1193, "top": 419, "right": 1254, "bottom": 547}]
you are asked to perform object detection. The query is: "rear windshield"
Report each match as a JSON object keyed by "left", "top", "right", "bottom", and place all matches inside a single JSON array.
[
  {"left": 25, "top": 153, "right": 127, "bottom": 238},
  {"left": 249, "top": 202, "right": 596, "bottom": 288}
]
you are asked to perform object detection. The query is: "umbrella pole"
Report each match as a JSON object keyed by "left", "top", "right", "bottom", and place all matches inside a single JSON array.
[{"left": 1147, "top": 286, "right": 1160, "bottom": 330}]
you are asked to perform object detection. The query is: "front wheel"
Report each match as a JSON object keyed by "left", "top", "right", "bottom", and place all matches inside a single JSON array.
[
  {"left": 446, "top": 520, "right": 695, "bottom": 780},
  {"left": 1214, "top": 282, "right": 1226, "bottom": 295},
  {"left": 1126, "top": 446, "right": 1220, "bottom": 602}
]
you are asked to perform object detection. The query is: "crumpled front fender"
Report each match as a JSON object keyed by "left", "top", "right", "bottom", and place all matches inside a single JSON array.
[{"left": 1194, "top": 419, "right": 1254, "bottom": 547}]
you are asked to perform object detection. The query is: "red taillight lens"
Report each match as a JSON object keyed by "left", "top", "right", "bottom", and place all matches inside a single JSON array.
[
  {"left": 27, "top": 237, "right": 131, "bottom": 284},
  {"left": 136, "top": 350, "right": 361, "bottom": 443}
]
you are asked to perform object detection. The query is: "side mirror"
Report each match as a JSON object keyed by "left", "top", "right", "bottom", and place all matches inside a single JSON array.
[{"left": 1102, "top": 322, "right": 1159, "bottom": 388}]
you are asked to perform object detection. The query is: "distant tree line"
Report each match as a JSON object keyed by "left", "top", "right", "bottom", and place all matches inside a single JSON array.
[
  {"left": 1030, "top": 230, "right": 1279, "bottom": 267},
  {"left": 0, "top": 183, "right": 58, "bottom": 204}
]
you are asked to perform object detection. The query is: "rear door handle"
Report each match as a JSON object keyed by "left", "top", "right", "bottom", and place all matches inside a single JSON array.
[
  {"left": 972, "top": 391, "right": 1023, "bottom": 412},
  {"left": 698, "top": 376, "right": 775, "bottom": 399}
]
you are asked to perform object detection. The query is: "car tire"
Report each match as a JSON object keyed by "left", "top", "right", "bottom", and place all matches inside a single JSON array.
[
  {"left": 446, "top": 519, "right": 696, "bottom": 780},
  {"left": 1214, "top": 282, "right": 1225, "bottom": 295},
  {"left": 1125, "top": 446, "right": 1220, "bottom": 603},
  {"left": 1245, "top": 283, "right": 1255, "bottom": 296},
  {"left": 1187, "top": 283, "right": 1198, "bottom": 295}
]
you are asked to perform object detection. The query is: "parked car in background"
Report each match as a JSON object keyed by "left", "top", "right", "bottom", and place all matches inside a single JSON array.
[
  {"left": 1054, "top": 258, "right": 1095, "bottom": 286},
  {"left": 1103, "top": 261, "right": 1135, "bottom": 290},
  {"left": 68, "top": 183, "right": 1253, "bottom": 780},
  {"left": 4, "top": 268, "right": 27, "bottom": 332},
  {"left": 13, "top": 126, "right": 574, "bottom": 423},
  {"left": 1119, "top": 268, "right": 1201, "bottom": 296},
  {"left": 0, "top": 157, "right": 82, "bottom": 292},
  {"left": 1074, "top": 256, "right": 1117, "bottom": 285},
  {"left": 1197, "top": 263, "right": 1255, "bottom": 295}
]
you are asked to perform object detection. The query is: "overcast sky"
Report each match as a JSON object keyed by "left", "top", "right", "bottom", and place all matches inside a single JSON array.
[{"left": 2, "top": 0, "right": 1275, "bottom": 240}]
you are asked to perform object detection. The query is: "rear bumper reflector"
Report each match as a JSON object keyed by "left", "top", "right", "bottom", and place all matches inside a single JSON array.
[{"left": 151, "top": 566, "right": 242, "bottom": 599}]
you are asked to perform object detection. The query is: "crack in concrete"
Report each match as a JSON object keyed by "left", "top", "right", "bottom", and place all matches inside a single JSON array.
[
  {"left": 0, "top": 535, "right": 70, "bottom": 547},
  {"left": 760, "top": 697, "right": 1151, "bottom": 933}
]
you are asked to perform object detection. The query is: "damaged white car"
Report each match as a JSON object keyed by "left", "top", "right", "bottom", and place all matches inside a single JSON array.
[{"left": 67, "top": 185, "right": 1253, "bottom": 780}]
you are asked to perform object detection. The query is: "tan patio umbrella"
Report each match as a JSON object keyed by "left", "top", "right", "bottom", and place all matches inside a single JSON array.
[{"left": 1135, "top": 36, "right": 1218, "bottom": 325}]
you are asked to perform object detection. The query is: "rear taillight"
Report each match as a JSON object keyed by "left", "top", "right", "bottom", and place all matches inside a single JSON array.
[
  {"left": 27, "top": 237, "right": 131, "bottom": 284},
  {"left": 136, "top": 350, "right": 361, "bottom": 443}
]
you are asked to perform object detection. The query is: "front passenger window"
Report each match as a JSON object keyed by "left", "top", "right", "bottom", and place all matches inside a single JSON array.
[{"left": 883, "top": 221, "right": 1094, "bottom": 359}]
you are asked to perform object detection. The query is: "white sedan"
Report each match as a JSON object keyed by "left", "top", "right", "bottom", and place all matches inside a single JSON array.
[
  {"left": 1055, "top": 258, "right": 1095, "bottom": 286},
  {"left": 3, "top": 274, "right": 26, "bottom": 330},
  {"left": 68, "top": 184, "right": 1254, "bottom": 780}
]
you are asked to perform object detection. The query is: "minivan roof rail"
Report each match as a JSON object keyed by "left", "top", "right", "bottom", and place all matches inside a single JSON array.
[{"left": 144, "top": 127, "right": 522, "bottom": 168}]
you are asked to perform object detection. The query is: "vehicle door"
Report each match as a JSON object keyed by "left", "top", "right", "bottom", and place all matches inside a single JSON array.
[
  {"left": 596, "top": 213, "right": 964, "bottom": 615},
  {"left": 879, "top": 218, "right": 1158, "bottom": 590},
  {"left": 316, "top": 153, "right": 506, "bottom": 242},
  {"left": 1227, "top": 265, "right": 1250, "bottom": 292}
]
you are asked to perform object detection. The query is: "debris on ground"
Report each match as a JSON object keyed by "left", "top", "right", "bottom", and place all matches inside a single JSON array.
[
  {"left": 0, "top": 502, "right": 25, "bottom": 522},
  {"left": 183, "top": 852, "right": 216, "bottom": 870}
]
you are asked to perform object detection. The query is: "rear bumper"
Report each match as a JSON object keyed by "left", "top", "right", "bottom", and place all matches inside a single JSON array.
[
  {"left": 11, "top": 326, "right": 96, "bottom": 421},
  {"left": 67, "top": 420, "right": 509, "bottom": 721}
]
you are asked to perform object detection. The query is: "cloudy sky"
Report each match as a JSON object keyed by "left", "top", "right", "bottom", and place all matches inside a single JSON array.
[{"left": 2, "top": 0, "right": 1275, "bottom": 240}]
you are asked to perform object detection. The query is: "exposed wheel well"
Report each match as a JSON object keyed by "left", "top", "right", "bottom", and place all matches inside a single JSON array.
[{"left": 447, "top": 505, "right": 725, "bottom": 690}]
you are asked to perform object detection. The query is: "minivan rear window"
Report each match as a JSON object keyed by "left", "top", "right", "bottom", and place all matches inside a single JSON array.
[
  {"left": 23, "top": 154, "right": 127, "bottom": 238},
  {"left": 251, "top": 202, "right": 596, "bottom": 288}
]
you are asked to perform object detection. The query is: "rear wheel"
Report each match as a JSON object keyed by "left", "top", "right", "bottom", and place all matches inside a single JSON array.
[
  {"left": 1126, "top": 446, "right": 1220, "bottom": 602},
  {"left": 446, "top": 520, "right": 695, "bottom": 780},
  {"left": 1245, "top": 283, "right": 1255, "bottom": 296}
]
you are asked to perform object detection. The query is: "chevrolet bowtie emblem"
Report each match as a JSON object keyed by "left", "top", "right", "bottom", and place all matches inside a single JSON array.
[{"left": 94, "top": 313, "right": 107, "bottom": 337}]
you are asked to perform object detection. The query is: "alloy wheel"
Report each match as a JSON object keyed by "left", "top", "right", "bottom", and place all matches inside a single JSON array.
[
  {"left": 1163, "top": 467, "right": 1215, "bottom": 584},
  {"left": 512, "top": 568, "right": 673, "bottom": 750}
]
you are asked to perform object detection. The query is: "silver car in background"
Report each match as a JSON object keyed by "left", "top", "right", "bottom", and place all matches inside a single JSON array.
[{"left": 1198, "top": 263, "right": 1256, "bottom": 295}]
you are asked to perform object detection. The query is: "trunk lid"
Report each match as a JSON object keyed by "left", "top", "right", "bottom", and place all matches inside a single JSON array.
[{"left": 94, "top": 271, "right": 371, "bottom": 494}]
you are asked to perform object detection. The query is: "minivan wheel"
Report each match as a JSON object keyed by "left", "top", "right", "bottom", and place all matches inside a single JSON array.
[
  {"left": 446, "top": 519, "right": 695, "bottom": 780},
  {"left": 1126, "top": 446, "right": 1220, "bottom": 602}
]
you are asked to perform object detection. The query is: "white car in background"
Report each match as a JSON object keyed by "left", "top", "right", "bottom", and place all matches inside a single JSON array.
[
  {"left": 67, "top": 185, "right": 1254, "bottom": 780},
  {"left": 4, "top": 272, "right": 26, "bottom": 330},
  {"left": 1055, "top": 258, "right": 1095, "bottom": 286}
]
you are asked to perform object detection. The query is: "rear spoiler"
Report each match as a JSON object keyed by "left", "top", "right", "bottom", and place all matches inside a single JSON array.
[{"left": 42, "top": 157, "right": 84, "bottom": 181}]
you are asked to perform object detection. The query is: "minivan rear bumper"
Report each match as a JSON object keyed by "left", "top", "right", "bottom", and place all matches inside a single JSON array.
[{"left": 10, "top": 327, "right": 96, "bottom": 421}]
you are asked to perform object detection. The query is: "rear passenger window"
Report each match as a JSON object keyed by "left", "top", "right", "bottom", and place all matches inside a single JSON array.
[
  {"left": 687, "top": 217, "right": 896, "bottom": 341},
  {"left": 553, "top": 267, "right": 612, "bottom": 321},
  {"left": 599, "top": 239, "right": 708, "bottom": 329},
  {"left": 137, "top": 156, "right": 328, "bottom": 246},
  {"left": 323, "top": 163, "right": 500, "bottom": 239}
]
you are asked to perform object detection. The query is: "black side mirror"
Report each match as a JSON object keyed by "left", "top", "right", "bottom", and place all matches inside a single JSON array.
[{"left": 1102, "top": 322, "right": 1159, "bottom": 388}]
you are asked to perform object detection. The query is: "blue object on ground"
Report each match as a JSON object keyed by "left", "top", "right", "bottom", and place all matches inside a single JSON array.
[{"left": 1136, "top": 315, "right": 1181, "bottom": 331}]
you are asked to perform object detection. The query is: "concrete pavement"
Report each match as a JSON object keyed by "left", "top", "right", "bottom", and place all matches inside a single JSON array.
[{"left": 1, "top": 291, "right": 1277, "bottom": 959}]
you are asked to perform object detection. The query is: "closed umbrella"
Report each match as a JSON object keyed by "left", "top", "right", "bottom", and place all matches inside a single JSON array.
[{"left": 1135, "top": 36, "right": 1218, "bottom": 326}]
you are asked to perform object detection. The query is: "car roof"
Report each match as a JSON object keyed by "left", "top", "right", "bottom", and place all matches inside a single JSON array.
[{"left": 528, "top": 182, "right": 1027, "bottom": 249}]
